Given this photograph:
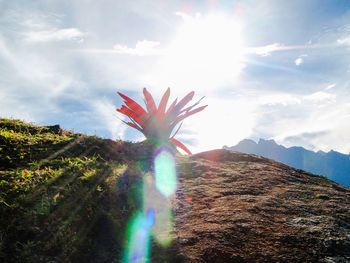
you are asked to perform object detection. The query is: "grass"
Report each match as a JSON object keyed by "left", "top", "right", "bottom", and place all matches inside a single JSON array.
[
  {"left": 0, "top": 118, "right": 150, "bottom": 262},
  {"left": 315, "top": 193, "right": 330, "bottom": 200}
]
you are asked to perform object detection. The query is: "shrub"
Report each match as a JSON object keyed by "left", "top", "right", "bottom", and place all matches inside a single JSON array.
[{"left": 116, "top": 88, "right": 207, "bottom": 154}]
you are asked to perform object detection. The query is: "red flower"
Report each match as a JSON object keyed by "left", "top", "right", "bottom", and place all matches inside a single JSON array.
[{"left": 116, "top": 88, "right": 207, "bottom": 154}]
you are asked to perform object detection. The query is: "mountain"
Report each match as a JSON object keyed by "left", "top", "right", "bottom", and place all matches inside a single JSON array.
[
  {"left": 224, "top": 139, "right": 350, "bottom": 187},
  {"left": 1, "top": 118, "right": 350, "bottom": 262}
]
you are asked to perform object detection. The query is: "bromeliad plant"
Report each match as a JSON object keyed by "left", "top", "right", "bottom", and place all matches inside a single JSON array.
[{"left": 116, "top": 88, "right": 207, "bottom": 154}]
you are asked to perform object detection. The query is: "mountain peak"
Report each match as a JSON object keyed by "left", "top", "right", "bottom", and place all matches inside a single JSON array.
[
  {"left": 258, "top": 138, "right": 278, "bottom": 146},
  {"left": 226, "top": 138, "right": 350, "bottom": 187},
  {"left": 317, "top": 150, "right": 327, "bottom": 155}
]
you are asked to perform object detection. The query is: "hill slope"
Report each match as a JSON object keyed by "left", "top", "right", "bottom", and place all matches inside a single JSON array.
[
  {"left": 175, "top": 150, "right": 350, "bottom": 262},
  {"left": 1, "top": 119, "right": 350, "bottom": 262},
  {"left": 224, "top": 138, "right": 350, "bottom": 187}
]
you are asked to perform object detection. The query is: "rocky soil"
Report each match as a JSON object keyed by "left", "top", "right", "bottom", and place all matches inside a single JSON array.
[{"left": 173, "top": 149, "right": 350, "bottom": 262}]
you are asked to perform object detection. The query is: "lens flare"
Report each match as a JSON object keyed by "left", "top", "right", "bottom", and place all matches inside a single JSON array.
[
  {"left": 123, "top": 209, "right": 154, "bottom": 263},
  {"left": 123, "top": 146, "right": 178, "bottom": 261},
  {"left": 143, "top": 172, "right": 174, "bottom": 247},
  {"left": 153, "top": 146, "right": 177, "bottom": 197},
  {"left": 151, "top": 200, "right": 174, "bottom": 247}
]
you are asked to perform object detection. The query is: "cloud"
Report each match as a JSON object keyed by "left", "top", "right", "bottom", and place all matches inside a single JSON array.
[
  {"left": 247, "top": 43, "right": 307, "bottom": 56},
  {"left": 285, "top": 130, "right": 329, "bottom": 140},
  {"left": 175, "top": 11, "right": 197, "bottom": 21},
  {"left": 251, "top": 86, "right": 350, "bottom": 153},
  {"left": 0, "top": 88, "right": 37, "bottom": 122},
  {"left": 91, "top": 100, "right": 126, "bottom": 140},
  {"left": 181, "top": 96, "right": 257, "bottom": 153},
  {"left": 258, "top": 93, "right": 301, "bottom": 106},
  {"left": 281, "top": 130, "right": 330, "bottom": 151},
  {"left": 1, "top": 7, "right": 86, "bottom": 43},
  {"left": 113, "top": 40, "right": 161, "bottom": 56},
  {"left": 325, "top": 83, "right": 336, "bottom": 90},
  {"left": 0, "top": 8, "right": 89, "bottom": 127},
  {"left": 24, "top": 28, "right": 86, "bottom": 42},
  {"left": 249, "top": 43, "right": 283, "bottom": 56},
  {"left": 304, "top": 91, "right": 336, "bottom": 104},
  {"left": 337, "top": 36, "right": 350, "bottom": 45},
  {"left": 295, "top": 57, "right": 303, "bottom": 66},
  {"left": 2, "top": 0, "right": 350, "bottom": 156}
]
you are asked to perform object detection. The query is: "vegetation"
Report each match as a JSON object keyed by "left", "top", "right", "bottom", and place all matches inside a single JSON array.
[
  {"left": 117, "top": 88, "right": 207, "bottom": 154},
  {"left": 315, "top": 193, "right": 330, "bottom": 200},
  {"left": 0, "top": 118, "right": 160, "bottom": 262}
]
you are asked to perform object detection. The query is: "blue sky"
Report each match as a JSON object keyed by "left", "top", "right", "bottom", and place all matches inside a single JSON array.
[{"left": 1, "top": 0, "right": 350, "bottom": 154}]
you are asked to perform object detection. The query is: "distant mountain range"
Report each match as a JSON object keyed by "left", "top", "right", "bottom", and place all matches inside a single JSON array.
[{"left": 224, "top": 139, "right": 350, "bottom": 187}]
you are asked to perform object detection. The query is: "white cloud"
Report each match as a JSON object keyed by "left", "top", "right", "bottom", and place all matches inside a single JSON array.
[
  {"left": 188, "top": 87, "right": 339, "bottom": 153},
  {"left": 24, "top": 28, "right": 86, "bottom": 42},
  {"left": 295, "top": 57, "right": 303, "bottom": 66},
  {"left": 325, "top": 83, "right": 336, "bottom": 90},
  {"left": 175, "top": 11, "right": 202, "bottom": 22},
  {"left": 258, "top": 90, "right": 336, "bottom": 106},
  {"left": 251, "top": 87, "right": 350, "bottom": 153},
  {"left": 258, "top": 93, "right": 301, "bottom": 106},
  {"left": 337, "top": 36, "right": 350, "bottom": 45},
  {"left": 247, "top": 43, "right": 307, "bottom": 56},
  {"left": 0, "top": 89, "right": 37, "bottom": 122},
  {"left": 2, "top": 8, "right": 86, "bottom": 43},
  {"left": 2, "top": 0, "right": 350, "bottom": 156},
  {"left": 113, "top": 40, "right": 161, "bottom": 56},
  {"left": 249, "top": 43, "right": 283, "bottom": 56},
  {"left": 182, "top": 96, "right": 257, "bottom": 153},
  {"left": 0, "top": 11, "right": 87, "bottom": 125},
  {"left": 273, "top": 101, "right": 350, "bottom": 154},
  {"left": 304, "top": 91, "right": 336, "bottom": 103},
  {"left": 0, "top": 34, "right": 78, "bottom": 96},
  {"left": 91, "top": 100, "right": 126, "bottom": 140}
]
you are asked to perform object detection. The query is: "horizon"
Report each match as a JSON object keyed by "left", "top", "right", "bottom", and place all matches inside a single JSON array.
[
  {"left": 227, "top": 137, "right": 350, "bottom": 155},
  {"left": 1, "top": 0, "right": 350, "bottom": 154}
]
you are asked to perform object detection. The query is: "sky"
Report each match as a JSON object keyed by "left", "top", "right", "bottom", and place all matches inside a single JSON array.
[{"left": 1, "top": 0, "right": 350, "bottom": 154}]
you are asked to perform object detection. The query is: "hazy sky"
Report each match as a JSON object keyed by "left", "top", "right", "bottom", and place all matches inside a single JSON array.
[{"left": 1, "top": 0, "right": 350, "bottom": 154}]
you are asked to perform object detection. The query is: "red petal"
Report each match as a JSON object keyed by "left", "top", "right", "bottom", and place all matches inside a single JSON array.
[
  {"left": 180, "top": 96, "right": 205, "bottom": 114},
  {"left": 174, "top": 91, "right": 194, "bottom": 112},
  {"left": 172, "top": 105, "right": 207, "bottom": 127},
  {"left": 143, "top": 88, "right": 157, "bottom": 115},
  {"left": 117, "top": 106, "right": 144, "bottom": 127},
  {"left": 118, "top": 92, "right": 147, "bottom": 119},
  {"left": 121, "top": 120, "right": 143, "bottom": 132},
  {"left": 167, "top": 91, "right": 194, "bottom": 120},
  {"left": 169, "top": 138, "right": 192, "bottom": 155},
  {"left": 157, "top": 88, "right": 170, "bottom": 120},
  {"left": 165, "top": 98, "right": 177, "bottom": 116},
  {"left": 170, "top": 121, "right": 183, "bottom": 139}
]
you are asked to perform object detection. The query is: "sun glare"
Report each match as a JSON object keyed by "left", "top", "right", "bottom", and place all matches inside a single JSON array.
[
  {"left": 144, "top": 12, "right": 245, "bottom": 93},
  {"left": 139, "top": 12, "right": 247, "bottom": 151},
  {"left": 171, "top": 13, "right": 244, "bottom": 67}
]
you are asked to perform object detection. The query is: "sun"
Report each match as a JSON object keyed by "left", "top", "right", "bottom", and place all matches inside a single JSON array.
[
  {"left": 140, "top": 12, "right": 248, "bottom": 152},
  {"left": 172, "top": 12, "right": 244, "bottom": 67},
  {"left": 150, "top": 12, "right": 245, "bottom": 93}
]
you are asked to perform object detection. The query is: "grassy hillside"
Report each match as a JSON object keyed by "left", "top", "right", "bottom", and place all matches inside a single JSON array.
[{"left": 0, "top": 118, "right": 164, "bottom": 262}]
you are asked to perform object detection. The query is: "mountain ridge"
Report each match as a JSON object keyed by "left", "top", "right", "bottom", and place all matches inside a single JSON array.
[{"left": 224, "top": 138, "right": 350, "bottom": 187}]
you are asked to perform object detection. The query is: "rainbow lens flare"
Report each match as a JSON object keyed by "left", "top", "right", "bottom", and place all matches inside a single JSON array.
[
  {"left": 142, "top": 172, "right": 174, "bottom": 247},
  {"left": 123, "top": 209, "right": 155, "bottom": 263},
  {"left": 123, "top": 145, "right": 177, "bottom": 262},
  {"left": 153, "top": 146, "right": 177, "bottom": 197}
]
